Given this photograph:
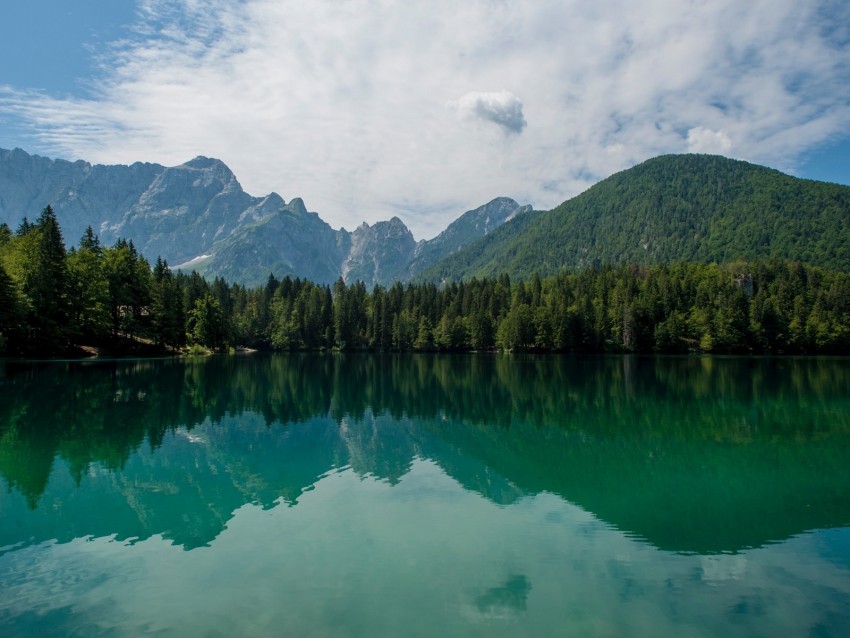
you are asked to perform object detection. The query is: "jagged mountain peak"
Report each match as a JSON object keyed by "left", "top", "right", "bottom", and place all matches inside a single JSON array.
[
  {"left": 404, "top": 197, "right": 532, "bottom": 280},
  {"left": 286, "top": 197, "right": 308, "bottom": 216},
  {"left": 169, "top": 155, "right": 240, "bottom": 188},
  {"left": 354, "top": 216, "right": 412, "bottom": 234},
  {"left": 341, "top": 216, "right": 417, "bottom": 285},
  {"left": 182, "top": 156, "right": 226, "bottom": 170},
  {"left": 0, "top": 147, "right": 525, "bottom": 288},
  {"left": 385, "top": 216, "right": 410, "bottom": 230},
  {"left": 262, "top": 192, "right": 285, "bottom": 207}
]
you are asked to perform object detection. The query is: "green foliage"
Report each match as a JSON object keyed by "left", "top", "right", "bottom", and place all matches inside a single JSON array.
[
  {"left": 188, "top": 294, "right": 229, "bottom": 350},
  {"left": 0, "top": 206, "right": 72, "bottom": 353},
  {"left": 1, "top": 205, "right": 849, "bottom": 357},
  {"left": 0, "top": 212, "right": 185, "bottom": 356},
  {"left": 67, "top": 244, "right": 111, "bottom": 339},
  {"left": 421, "top": 154, "right": 850, "bottom": 282},
  {"left": 0, "top": 262, "right": 23, "bottom": 354},
  {"left": 103, "top": 239, "right": 153, "bottom": 338},
  {"left": 150, "top": 257, "right": 185, "bottom": 349}
]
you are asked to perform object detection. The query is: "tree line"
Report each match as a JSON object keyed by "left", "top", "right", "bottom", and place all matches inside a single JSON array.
[
  {"left": 1, "top": 206, "right": 849, "bottom": 356},
  {"left": 421, "top": 154, "right": 850, "bottom": 282}
]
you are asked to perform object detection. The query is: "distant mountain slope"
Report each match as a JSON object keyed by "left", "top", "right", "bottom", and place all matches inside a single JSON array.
[
  {"left": 404, "top": 197, "right": 533, "bottom": 279},
  {"left": 422, "top": 154, "right": 850, "bottom": 281},
  {"left": 187, "top": 197, "right": 351, "bottom": 286},
  {"left": 341, "top": 217, "right": 417, "bottom": 286},
  {"left": 194, "top": 200, "right": 532, "bottom": 287},
  {"left": 0, "top": 148, "right": 528, "bottom": 287},
  {"left": 0, "top": 148, "right": 262, "bottom": 265}
]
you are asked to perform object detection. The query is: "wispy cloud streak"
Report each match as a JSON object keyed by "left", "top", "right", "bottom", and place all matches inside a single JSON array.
[{"left": 1, "top": 0, "right": 848, "bottom": 238}]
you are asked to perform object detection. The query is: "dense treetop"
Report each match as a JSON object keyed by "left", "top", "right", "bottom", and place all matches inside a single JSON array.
[
  {"left": 1, "top": 206, "right": 848, "bottom": 356},
  {"left": 421, "top": 154, "right": 850, "bottom": 281}
]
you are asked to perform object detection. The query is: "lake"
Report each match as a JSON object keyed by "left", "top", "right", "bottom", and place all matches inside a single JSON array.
[{"left": 1, "top": 354, "right": 849, "bottom": 637}]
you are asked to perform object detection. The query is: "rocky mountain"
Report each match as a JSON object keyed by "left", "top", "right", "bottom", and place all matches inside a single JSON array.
[
  {"left": 0, "top": 147, "right": 529, "bottom": 287},
  {"left": 341, "top": 217, "right": 417, "bottom": 286},
  {"left": 185, "top": 196, "right": 352, "bottom": 286},
  {"left": 0, "top": 148, "right": 257, "bottom": 266},
  {"left": 421, "top": 154, "right": 850, "bottom": 281},
  {"left": 192, "top": 197, "right": 532, "bottom": 287},
  {"left": 403, "top": 197, "right": 533, "bottom": 279}
]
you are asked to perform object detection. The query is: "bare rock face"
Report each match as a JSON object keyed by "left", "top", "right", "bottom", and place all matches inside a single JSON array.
[
  {"left": 0, "top": 147, "right": 160, "bottom": 243},
  {"left": 114, "top": 157, "right": 256, "bottom": 264},
  {"left": 0, "top": 147, "right": 528, "bottom": 286},
  {"left": 199, "top": 198, "right": 350, "bottom": 286},
  {"left": 405, "top": 197, "right": 533, "bottom": 279},
  {"left": 0, "top": 149, "right": 254, "bottom": 264},
  {"left": 341, "top": 217, "right": 417, "bottom": 287}
]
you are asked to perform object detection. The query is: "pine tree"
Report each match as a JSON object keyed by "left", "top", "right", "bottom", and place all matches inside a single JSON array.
[
  {"left": 0, "top": 263, "right": 23, "bottom": 354},
  {"left": 67, "top": 240, "right": 110, "bottom": 340},
  {"left": 151, "top": 258, "right": 184, "bottom": 349},
  {"left": 188, "top": 294, "right": 228, "bottom": 350},
  {"left": 23, "top": 206, "right": 71, "bottom": 352}
]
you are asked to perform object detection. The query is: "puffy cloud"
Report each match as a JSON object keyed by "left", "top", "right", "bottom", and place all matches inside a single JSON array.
[
  {"left": 452, "top": 91, "right": 527, "bottom": 135},
  {"left": 1, "top": 0, "right": 849, "bottom": 239},
  {"left": 687, "top": 127, "right": 733, "bottom": 154}
]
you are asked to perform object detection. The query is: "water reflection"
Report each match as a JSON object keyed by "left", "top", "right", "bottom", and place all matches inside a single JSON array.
[
  {"left": 475, "top": 575, "right": 532, "bottom": 617},
  {"left": 1, "top": 354, "right": 849, "bottom": 555}
]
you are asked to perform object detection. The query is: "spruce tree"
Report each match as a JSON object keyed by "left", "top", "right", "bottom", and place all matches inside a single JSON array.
[
  {"left": 23, "top": 206, "right": 71, "bottom": 352},
  {"left": 0, "top": 263, "right": 22, "bottom": 353}
]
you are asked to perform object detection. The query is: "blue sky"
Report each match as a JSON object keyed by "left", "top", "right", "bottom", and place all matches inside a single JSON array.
[
  {"left": 0, "top": 1, "right": 136, "bottom": 94},
  {"left": 1, "top": 0, "right": 849, "bottom": 238}
]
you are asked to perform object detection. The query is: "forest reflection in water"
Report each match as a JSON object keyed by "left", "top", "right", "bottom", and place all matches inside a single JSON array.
[
  {"left": 1, "top": 353, "right": 849, "bottom": 555},
  {"left": 2, "top": 353, "right": 850, "bottom": 638}
]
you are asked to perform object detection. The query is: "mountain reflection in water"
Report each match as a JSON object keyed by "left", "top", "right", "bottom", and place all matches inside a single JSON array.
[{"left": 1, "top": 353, "right": 849, "bottom": 555}]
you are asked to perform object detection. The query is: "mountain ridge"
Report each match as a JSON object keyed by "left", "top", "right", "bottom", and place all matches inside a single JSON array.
[
  {"left": 0, "top": 147, "right": 530, "bottom": 287},
  {"left": 420, "top": 154, "right": 850, "bottom": 281},
  {"left": 5, "top": 148, "right": 847, "bottom": 288}
]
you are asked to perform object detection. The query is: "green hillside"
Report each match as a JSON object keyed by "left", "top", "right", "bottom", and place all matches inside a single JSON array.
[{"left": 422, "top": 154, "right": 850, "bottom": 281}]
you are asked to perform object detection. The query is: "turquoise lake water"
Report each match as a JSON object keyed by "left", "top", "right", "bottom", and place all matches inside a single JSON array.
[{"left": 1, "top": 354, "right": 849, "bottom": 636}]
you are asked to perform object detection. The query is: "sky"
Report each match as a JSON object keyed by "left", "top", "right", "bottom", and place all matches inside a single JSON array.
[{"left": 1, "top": 0, "right": 849, "bottom": 240}]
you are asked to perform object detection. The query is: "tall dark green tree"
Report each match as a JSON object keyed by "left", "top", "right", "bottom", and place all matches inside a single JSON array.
[
  {"left": 151, "top": 257, "right": 185, "bottom": 349},
  {"left": 67, "top": 228, "right": 110, "bottom": 340},
  {"left": 23, "top": 206, "right": 71, "bottom": 352},
  {"left": 187, "top": 294, "right": 229, "bottom": 350},
  {"left": 103, "top": 239, "right": 153, "bottom": 337},
  {"left": 0, "top": 263, "right": 23, "bottom": 354}
]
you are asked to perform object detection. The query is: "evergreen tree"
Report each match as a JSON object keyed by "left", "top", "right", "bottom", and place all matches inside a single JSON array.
[
  {"left": 188, "top": 294, "right": 228, "bottom": 350},
  {"left": 151, "top": 258, "right": 185, "bottom": 349},
  {"left": 0, "top": 263, "right": 23, "bottom": 354},
  {"left": 22, "top": 206, "right": 71, "bottom": 352},
  {"left": 80, "top": 226, "right": 101, "bottom": 254},
  {"left": 67, "top": 242, "right": 111, "bottom": 340},
  {"left": 0, "top": 223, "right": 11, "bottom": 246}
]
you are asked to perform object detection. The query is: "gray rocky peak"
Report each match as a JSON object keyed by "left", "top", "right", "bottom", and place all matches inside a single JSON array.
[
  {"left": 0, "top": 147, "right": 528, "bottom": 287},
  {"left": 287, "top": 197, "right": 308, "bottom": 216}
]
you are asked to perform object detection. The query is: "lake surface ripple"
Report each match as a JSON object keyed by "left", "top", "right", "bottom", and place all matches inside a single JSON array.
[{"left": 1, "top": 354, "right": 849, "bottom": 637}]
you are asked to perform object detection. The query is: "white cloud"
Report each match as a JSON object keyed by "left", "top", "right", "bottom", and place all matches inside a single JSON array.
[
  {"left": 1, "top": 0, "right": 849, "bottom": 239},
  {"left": 687, "top": 127, "right": 733, "bottom": 154},
  {"left": 451, "top": 91, "right": 527, "bottom": 135}
]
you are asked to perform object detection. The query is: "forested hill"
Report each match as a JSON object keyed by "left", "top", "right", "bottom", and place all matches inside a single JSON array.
[
  {"left": 421, "top": 154, "right": 850, "bottom": 281},
  {"left": 1, "top": 206, "right": 849, "bottom": 356}
]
